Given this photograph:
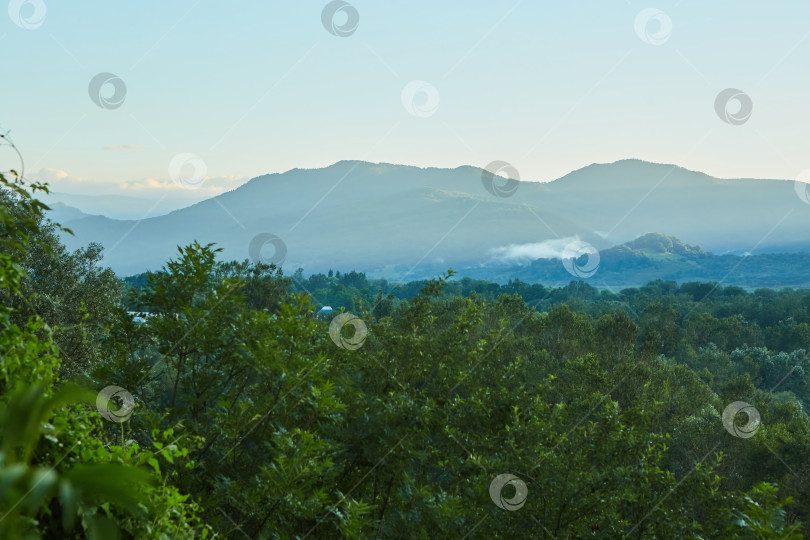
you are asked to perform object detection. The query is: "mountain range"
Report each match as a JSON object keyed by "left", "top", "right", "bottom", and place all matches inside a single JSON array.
[
  {"left": 41, "top": 191, "right": 209, "bottom": 221},
  {"left": 51, "top": 159, "right": 810, "bottom": 284}
]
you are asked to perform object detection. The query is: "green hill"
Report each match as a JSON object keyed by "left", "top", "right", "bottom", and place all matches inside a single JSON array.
[{"left": 474, "top": 233, "right": 810, "bottom": 288}]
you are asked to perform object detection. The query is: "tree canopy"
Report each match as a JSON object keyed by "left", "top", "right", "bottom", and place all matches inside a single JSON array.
[{"left": 2, "top": 171, "right": 809, "bottom": 537}]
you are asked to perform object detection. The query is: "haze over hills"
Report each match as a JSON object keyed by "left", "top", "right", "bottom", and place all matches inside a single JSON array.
[
  {"left": 46, "top": 202, "right": 93, "bottom": 224},
  {"left": 41, "top": 191, "right": 207, "bottom": 220},
  {"left": 473, "top": 232, "right": 810, "bottom": 288},
  {"left": 53, "top": 159, "right": 810, "bottom": 281}
]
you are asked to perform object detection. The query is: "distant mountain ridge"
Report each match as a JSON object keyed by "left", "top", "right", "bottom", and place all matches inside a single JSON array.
[
  {"left": 55, "top": 159, "right": 810, "bottom": 283},
  {"left": 46, "top": 201, "right": 93, "bottom": 224},
  {"left": 42, "top": 191, "right": 207, "bottom": 220}
]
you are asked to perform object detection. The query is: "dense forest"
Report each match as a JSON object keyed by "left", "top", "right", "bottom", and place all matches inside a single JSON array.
[{"left": 3, "top": 171, "right": 810, "bottom": 538}]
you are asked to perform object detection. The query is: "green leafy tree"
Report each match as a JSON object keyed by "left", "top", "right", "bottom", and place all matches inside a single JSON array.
[{"left": 0, "top": 169, "right": 208, "bottom": 538}]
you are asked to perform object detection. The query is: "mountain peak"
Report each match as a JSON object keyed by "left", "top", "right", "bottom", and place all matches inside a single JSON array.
[
  {"left": 548, "top": 159, "right": 714, "bottom": 190},
  {"left": 621, "top": 233, "right": 707, "bottom": 257}
]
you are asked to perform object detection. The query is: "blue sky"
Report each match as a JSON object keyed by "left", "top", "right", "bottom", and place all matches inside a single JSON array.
[{"left": 2, "top": 0, "right": 809, "bottom": 204}]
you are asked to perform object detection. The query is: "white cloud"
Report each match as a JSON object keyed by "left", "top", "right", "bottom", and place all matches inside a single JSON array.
[
  {"left": 30, "top": 168, "right": 248, "bottom": 199},
  {"left": 31, "top": 169, "right": 107, "bottom": 192},
  {"left": 120, "top": 175, "right": 247, "bottom": 196},
  {"left": 34, "top": 168, "right": 77, "bottom": 182},
  {"left": 489, "top": 236, "right": 581, "bottom": 264}
]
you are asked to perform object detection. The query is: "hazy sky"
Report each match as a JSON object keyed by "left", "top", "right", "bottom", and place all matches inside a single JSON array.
[{"left": 2, "top": 1, "right": 809, "bottom": 202}]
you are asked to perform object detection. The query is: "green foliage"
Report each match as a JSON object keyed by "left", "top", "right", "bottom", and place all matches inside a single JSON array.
[
  {"left": 0, "top": 180, "right": 121, "bottom": 380},
  {"left": 6, "top": 165, "right": 810, "bottom": 536},
  {"left": 105, "top": 254, "right": 810, "bottom": 536},
  {"left": 0, "top": 171, "right": 209, "bottom": 538},
  {"left": 733, "top": 483, "right": 803, "bottom": 539}
]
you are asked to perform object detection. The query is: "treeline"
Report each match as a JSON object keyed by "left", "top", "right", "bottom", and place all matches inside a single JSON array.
[
  {"left": 2, "top": 171, "right": 809, "bottom": 537},
  {"left": 128, "top": 268, "right": 810, "bottom": 367}
]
